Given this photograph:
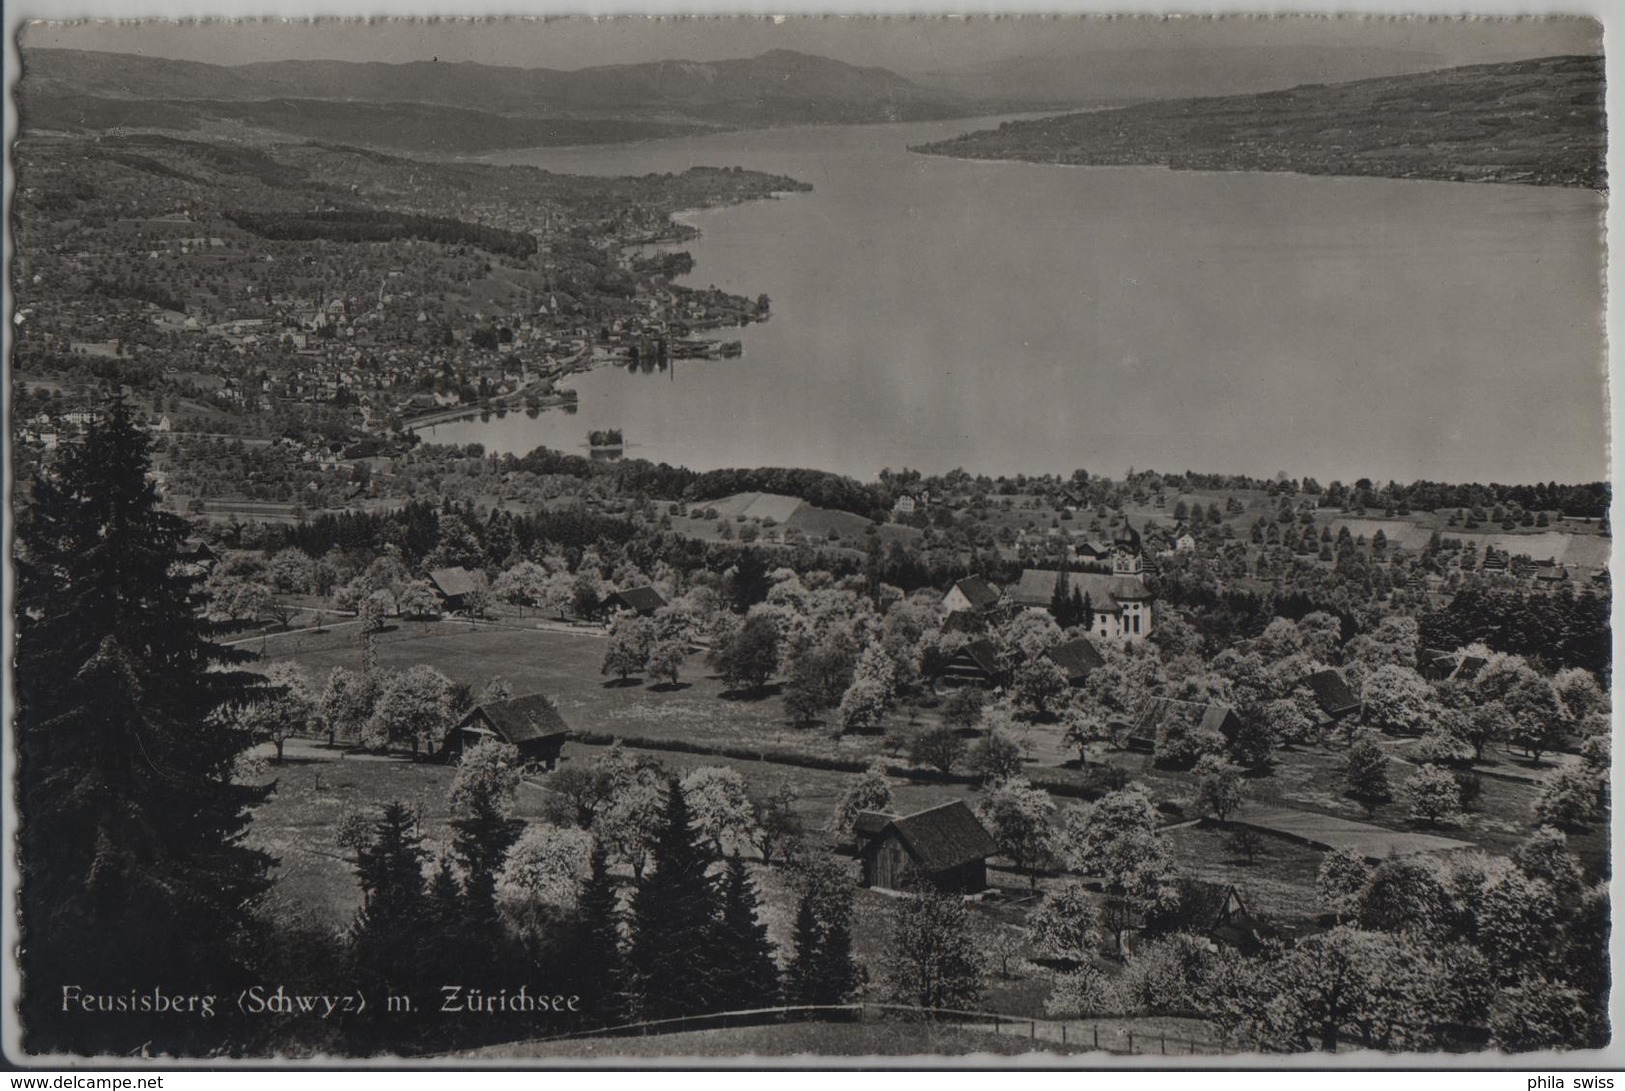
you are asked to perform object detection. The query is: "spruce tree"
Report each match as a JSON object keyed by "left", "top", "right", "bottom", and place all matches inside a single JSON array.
[
  {"left": 714, "top": 855, "right": 782, "bottom": 1010},
  {"left": 625, "top": 778, "right": 723, "bottom": 1020},
  {"left": 14, "top": 397, "right": 272, "bottom": 1054},
  {"left": 785, "top": 892, "right": 824, "bottom": 1005},
  {"left": 572, "top": 843, "right": 628, "bottom": 1027},
  {"left": 1049, "top": 569, "right": 1075, "bottom": 628},
  {"left": 815, "top": 910, "right": 863, "bottom": 1005},
  {"left": 450, "top": 799, "right": 522, "bottom": 960},
  {"left": 448, "top": 741, "right": 523, "bottom": 969},
  {"left": 784, "top": 866, "right": 861, "bottom": 1006},
  {"left": 425, "top": 855, "right": 467, "bottom": 985},
  {"left": 349, "top": 802, "right": 433, "bottom": 991}
]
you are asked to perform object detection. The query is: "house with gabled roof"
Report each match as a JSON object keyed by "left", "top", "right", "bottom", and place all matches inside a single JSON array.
[
  {"left": 441, "top": 693, "right": 570, "bottom": 770},
  {"left": 1301, "top": 668, "right": 1360, "bottom": 724},
  {"left": 1046, "top": 635, "right": 1106, "bottom": 685},
  {"left": 427, "top": 566, "right": 482, "bottom": 611},
  {"left": 854, "top": 801, "right": 997, "bottom": 894},
  {"left": 940, "top": 639, "right": 1001, "bottom": 688},
  {"left": 1418, "top": 648, "right": 1460, "bottom": 682},
  {"left": 1118, "top": 697, "right": 1241, "bottom": 757},
  {"left": 605, "top": 585, "right": 668, "bottom": 617},
  {"left": 942, "top": 576, "right": 1001, "bottom": 614}
]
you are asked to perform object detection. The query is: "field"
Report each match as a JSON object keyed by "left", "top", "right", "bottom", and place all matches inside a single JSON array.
[
  {"left": 255, "top": 614, "right": 1607, "bottom": 884},
  {"left": 256, "top": 618, "right": 967, "bottom": 765},
  {"left": 245, "top": 607, "right": 1605, "bottom": 1058}
]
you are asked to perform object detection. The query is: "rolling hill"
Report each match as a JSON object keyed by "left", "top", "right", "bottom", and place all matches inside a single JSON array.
[
  {"left": 912, "top": 54, "right": 1604, "bottom": 189},
  {"left": 18, "top": 47, "right": 991, "bottom": 151}
]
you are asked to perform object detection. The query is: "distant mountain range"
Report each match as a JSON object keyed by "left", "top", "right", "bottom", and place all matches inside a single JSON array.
[
  {"left": 908, "top": 44, "right": 1453, "bottom": 103},
  {"left": 19, "top": 44, "right": 1598, "bottom": 162},
  {"left": 18, "top": 48, "right": 996, "bottom": 151}
]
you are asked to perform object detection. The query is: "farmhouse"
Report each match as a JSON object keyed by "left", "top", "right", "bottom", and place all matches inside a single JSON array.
[
  {"left": 1046, "top": 635, "right": 1106, "bottom": 685},
  {"left": 441, "top": 693, "right": 571, "bottom": 771},
  {"left": 1301, "top": 668, "right": 1360, "bottom": 724},
  {"left": 1119, "top": 697, "right": 1241, "bottom": 754},
  {"left": 942, "top": 576, "right": 1001, "bottom": 615},
  {"left": 940, "top": 639, "right": 1001, "bottom": 687},
  {"left": 427, "top": 566, "right": 483, "bottom": 611},
  {"left": 854, "top": 801, "right": 997, "bottom": 895},
  {"left": 605, "top": 585, "right": 668, "bottom": 617}
]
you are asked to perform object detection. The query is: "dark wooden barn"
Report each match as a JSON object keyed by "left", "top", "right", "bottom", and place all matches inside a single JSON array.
[
  {"left": 1046, "top": 635, "right": 1106, "bottom": 686},
  {"left": 606, "top": 585, "right": 668, "bottom": 617},
  {"left": 1121, "top": 697, "right": 1241, "bottom": 754},
  {"left": 854, "top": 801, "right": 997, "bottom": 895},
  {"left": 1301, "top": 668, "right": 1360, "bottom": 723},
  {"left": 427, "top": 565, "right": 482, "bottom": 612},
  {"left": 939, "top": 639, "right": 1000, "bottom": 688},
  {"left": 442, "top": 693, "right": 571, "bottom": 771}
]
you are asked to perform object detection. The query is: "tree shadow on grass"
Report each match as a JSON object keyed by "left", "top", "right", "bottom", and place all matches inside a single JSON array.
[
  {"left": 601, "top": 677, "right": 644, "bottom": 689},
  {"left": 647, "top": 681, "right": 692, "bottom": 693},
  {"left": 718, "top": 682, "right": 783, "bottom": 701}
]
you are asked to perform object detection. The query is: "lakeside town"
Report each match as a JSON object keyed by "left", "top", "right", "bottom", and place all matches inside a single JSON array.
[
  {"left": 9, "top": 25, "right": 1614, "bottom": 1065},
  {"left": 11, "top": 133, "right": 796, "bottom": 469}
]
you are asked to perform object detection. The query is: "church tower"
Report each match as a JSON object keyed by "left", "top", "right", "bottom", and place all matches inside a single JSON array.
[{"left": 1112, "top": 520, "right": 1144, "bottom": 577}]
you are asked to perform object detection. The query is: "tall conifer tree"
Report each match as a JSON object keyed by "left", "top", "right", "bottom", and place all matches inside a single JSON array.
[
  {"left": 624, "top": 778, "right": 722, "bottom": 1020},
  {"left": 714, "top": 855, "right": 781, "bottom": 1010},
  {"left": 14, "top": 397, "right": 272, "bottom": 1054},
  {"left": 571, "top": 843, "right": 628, "bottom": 1027}
]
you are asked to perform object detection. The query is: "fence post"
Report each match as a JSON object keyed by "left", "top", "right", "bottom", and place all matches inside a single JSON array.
[
  {"left": 1127, "top": 1031, "right": 1134, "bottom": 1054},
  {"left": 1030, "top": 1021, "right": 1036, "bottom": 1040},
  {"left": 1161, "top": 1034, "right": 1166, "bottom": 1054},
  {"left": 1061, "top": 1024, "right": 1066, "bottom": 1046}
]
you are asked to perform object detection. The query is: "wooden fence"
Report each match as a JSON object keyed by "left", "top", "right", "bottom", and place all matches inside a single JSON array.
[{"left": 505, "top": 1002, "right": 1221, "bottom": 1056}]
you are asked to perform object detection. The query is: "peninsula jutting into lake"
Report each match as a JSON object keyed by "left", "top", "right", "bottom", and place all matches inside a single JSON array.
[{"left": 7, "top": 15, "right": 1612, "bottom": 1065}]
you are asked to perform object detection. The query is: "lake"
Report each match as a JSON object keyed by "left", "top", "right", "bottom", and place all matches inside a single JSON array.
[{"left": 422, "top": 118, "right": 1608, "bottom": 485}]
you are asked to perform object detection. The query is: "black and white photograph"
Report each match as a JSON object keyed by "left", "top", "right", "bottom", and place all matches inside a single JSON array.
[{"left": 3, "top": 11, "right": 1614, "bottom": 1064}]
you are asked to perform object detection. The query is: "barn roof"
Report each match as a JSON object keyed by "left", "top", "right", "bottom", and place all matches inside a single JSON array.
[
  {"left": 1450, "top": 655, "right": 1488, "bottom": 683},
  {"left": 1129, "top": 697, "right": 1238, "bottom": 743},
  {"left": 460, "top": 693, "right": 570, "bottom": 745},
  {"left": 1302, "top": 669, "right": 1360, "bottom": 718},
  {"left": 608, "top": 586, "right": 668, "bottom": 614},
  {"left": 428, "top": 566, "right": 482, "bottom": 598},
  {"left": 854, "top": 810, "right": 896, "bottom": 838},
  {"left": 959, "top": 639, "right": 1001, "bottom": 675},
  {"left": 886, "top": 801, "right": 997, "bottom": 873},
  {"left": 949, "top": 576, "right": 1001, "bottom": 611},
  {"left": 1046, "top": 636, "right": 1106, "bottom": 680}
]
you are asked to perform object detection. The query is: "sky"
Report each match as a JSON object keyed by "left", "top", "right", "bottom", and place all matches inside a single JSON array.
[{"left": 17, "top": 14, "right": 1602, "bottom": 74}]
